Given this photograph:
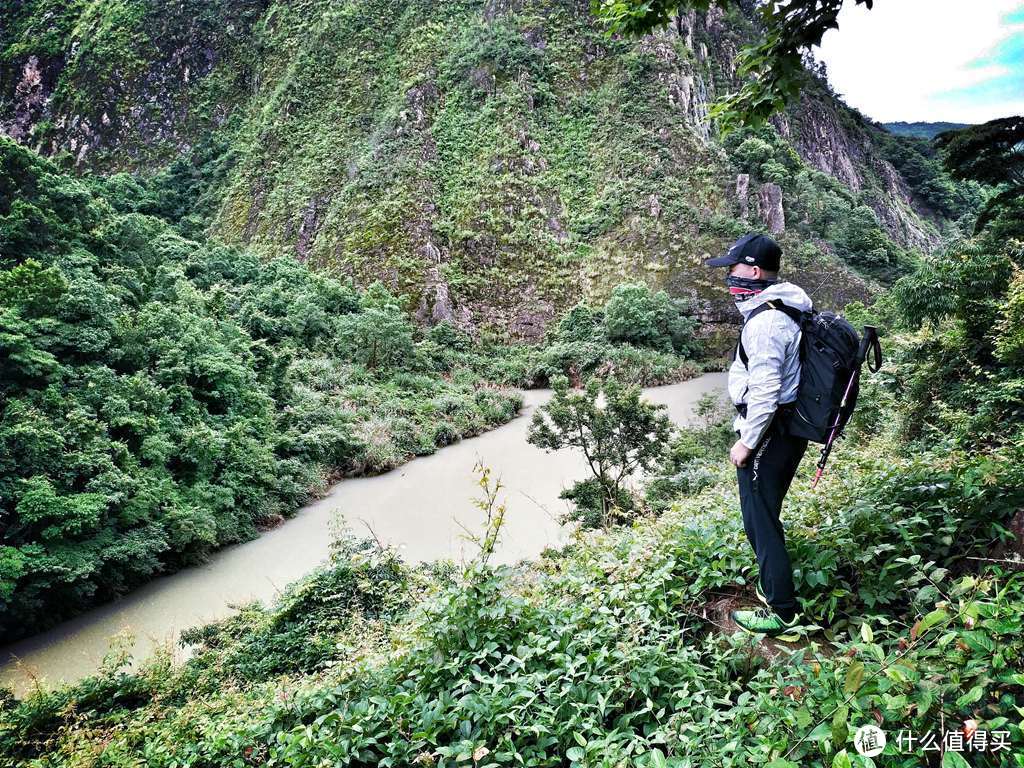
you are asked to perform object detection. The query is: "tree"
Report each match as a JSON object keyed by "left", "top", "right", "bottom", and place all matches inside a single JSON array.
[
  {"left": 591, "top": 0, "right": 875, "bottom": 132},
  {"left": 527, "top": 375, "right": 674, "bottom": 528},
  {"left": 936, "top": 116, "right": 1024, "bottom": 236},
  {"left": 336, "top": 282, "right": 415, "bottom": 370}
]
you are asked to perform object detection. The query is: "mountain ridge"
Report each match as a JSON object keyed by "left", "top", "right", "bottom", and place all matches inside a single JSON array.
[{"left": 883, "top": 120, "right": 972, "bottom": 139}]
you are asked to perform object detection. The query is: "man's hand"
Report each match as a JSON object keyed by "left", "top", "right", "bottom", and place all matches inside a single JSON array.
[{"left": 730, "top": 439, "right": 753, "bottom": 467}]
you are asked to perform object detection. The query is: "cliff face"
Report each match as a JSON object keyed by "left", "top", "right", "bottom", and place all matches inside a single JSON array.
[
  {"left": 0, "top": 0, "right": 266, "bottom": 167},
  {"left": 780, "top": 89, "right": 941, "bottom": 253},
  {"left": 0, "top": 0, "right": 951, "bottom": 338}
]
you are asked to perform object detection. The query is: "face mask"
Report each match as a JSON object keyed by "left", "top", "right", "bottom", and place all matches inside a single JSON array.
[{"left": 726, "top": 274, "right": 777, "bottom": 303}]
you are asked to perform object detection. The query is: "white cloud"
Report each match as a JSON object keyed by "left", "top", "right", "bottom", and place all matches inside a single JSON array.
[{"left": 815, "top": 0, "right": 1024, "bottom": 123}]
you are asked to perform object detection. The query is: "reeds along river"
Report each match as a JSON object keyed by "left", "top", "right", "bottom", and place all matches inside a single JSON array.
[{"left": 0, "top": 373, "right": 729, "bottom": 696}]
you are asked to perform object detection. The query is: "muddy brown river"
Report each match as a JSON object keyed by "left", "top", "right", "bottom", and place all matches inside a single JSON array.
[{"left": 0, "top": 373, "right": 728, "bottom": 695}]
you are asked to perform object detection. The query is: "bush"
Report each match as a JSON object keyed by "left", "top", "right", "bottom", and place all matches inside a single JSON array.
[
  {"left": 552, "top": 303, "right": 605, "bottom": 343},
  {"left": 337, "top": 282, "right": 416, "bottom": 370},
  {"left": 178, "top": 538, "right": 415, "bottom": 682},
  {"left": 995, "top": 264, "right": 1024, "bottom": 366},
  {"left": 602, "top": 282, "right": 699, "bottom": 355}
]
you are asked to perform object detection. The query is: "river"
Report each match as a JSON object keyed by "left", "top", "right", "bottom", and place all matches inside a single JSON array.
[{"left": 0, "top": 373, "right": 728, "bottom": 695}]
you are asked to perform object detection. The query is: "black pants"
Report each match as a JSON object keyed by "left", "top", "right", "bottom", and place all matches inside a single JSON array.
[{"left": 736, "top": 412, "right": 808, "bottom": 620}]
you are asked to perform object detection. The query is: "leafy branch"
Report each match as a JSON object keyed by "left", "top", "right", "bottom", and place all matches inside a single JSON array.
[{"left": 591, "top": 0, "right": 875, "bottom": 132}]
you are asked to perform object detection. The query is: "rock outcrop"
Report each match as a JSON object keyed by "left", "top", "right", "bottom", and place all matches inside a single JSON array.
[
  {"left": 736, "top": 174, "right": 750, "bottom": 219},
  {"left": 759, "top": 182, "right": 785, "bottom": 234},
  {"left": 783, "top": 92, "right": 941, "bottom": 252}
]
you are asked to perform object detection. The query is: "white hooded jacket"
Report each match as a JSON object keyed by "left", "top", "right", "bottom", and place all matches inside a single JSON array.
[{"left": 727, "top": 281, "right": 813, "bottom": 449}]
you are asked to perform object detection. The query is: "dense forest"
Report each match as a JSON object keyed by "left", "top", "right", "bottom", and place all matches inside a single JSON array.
[{"left": 1, "top": 0, "right": 1023, "bottom": 765}]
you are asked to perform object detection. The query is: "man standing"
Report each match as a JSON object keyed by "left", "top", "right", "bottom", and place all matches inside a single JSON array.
[{"left": 704, "top": 233, "right": 813, "bottom": 640}]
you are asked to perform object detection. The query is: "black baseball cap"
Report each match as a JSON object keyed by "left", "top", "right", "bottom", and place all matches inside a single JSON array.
[{"left": 704, "top": 233, "right": 781, "bottom": 271}]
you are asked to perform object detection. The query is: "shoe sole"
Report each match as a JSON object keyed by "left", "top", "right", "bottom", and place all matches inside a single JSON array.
[{"left": 735, "top": 627, "right": 801, "bottom": 643}]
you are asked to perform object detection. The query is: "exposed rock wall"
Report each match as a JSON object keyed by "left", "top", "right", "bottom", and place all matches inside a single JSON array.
[
  {"left": 781, "top": 91, "right": 940, "bottom": 252},
  {"left": 759, "top": 182, "right": 785, "bottom": 234},
  {"left": 0, "top": 0, "right": 944, "bottom": 340},
  {"left": 1, "top": 1, "right": 267, "bottom": 169},
  {"left": 2, "top": 55, "right": 49, "bottom": 144}
]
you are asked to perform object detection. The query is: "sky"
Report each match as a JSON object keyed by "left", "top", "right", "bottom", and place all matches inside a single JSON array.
[{"left": 815, "top": 0, "right": 1024, "bottom": 124}]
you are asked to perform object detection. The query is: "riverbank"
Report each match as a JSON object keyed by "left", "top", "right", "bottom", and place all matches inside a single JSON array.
[{"left": 1, "top": 373, "right": 728, "bottom": 695}]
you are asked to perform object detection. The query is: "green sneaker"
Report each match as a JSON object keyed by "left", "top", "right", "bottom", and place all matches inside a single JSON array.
[{"left": 731, "top": 607, "right": 801, "bottom": 641}]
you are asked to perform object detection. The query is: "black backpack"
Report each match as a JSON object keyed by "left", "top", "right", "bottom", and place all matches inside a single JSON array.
[{"left": 737, "top": 300, "right": 882, "bottom": 444}]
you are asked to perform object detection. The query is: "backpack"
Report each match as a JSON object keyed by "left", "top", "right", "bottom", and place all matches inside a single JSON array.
[{"left": 737, "top": 300, "right": 882, "bottom": 444}]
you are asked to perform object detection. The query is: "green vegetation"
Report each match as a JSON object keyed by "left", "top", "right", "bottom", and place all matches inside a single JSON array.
[
  {"left": 527, "top": 375, "right": 674, "bottom": 528},
  {"left": 592, "top": 0, "right": 875, "bottom": 132},
  {"left": 0, "top": 0, "right": 265, "bottom": 169},
  {"left": 0, "top": 136, "right": 706, "bottom": 643},
  {"left": 537, "top": 283, "right": 702, "bottom": 386},
  {"left": 872, "top": 127, "right": 983, "bottom": 222},
  {"left": 644, "top": 390, "right": 736, "bottom": 513},
  {"left": 3, "top": 122, "right": 1021, "bottom": 760},
  {"left": 1, "top": 1, "right": 1019, "bottom": 765},
  {"left": 0, "top": 136, "right": 524, "bottom": 642},
  {"left": 602, "top": 283, "right": 699, "bottom": 355},
  {"left": 935, "top": 116, "right": 1024, "bottom": 238},
  {"left": 716, "top": 114, "right": 953, "bottom": 284},
  {"left": 3, "top": 312, "right": 1022, "bottom": 762}
]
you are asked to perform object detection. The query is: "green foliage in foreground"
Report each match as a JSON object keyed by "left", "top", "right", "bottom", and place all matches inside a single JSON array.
[
  {"left": 7, "top": 192, "right": 1023, "bottom": 763},
  {"left": 3, "top": 412, "right": 1022, "bottom": 765}
]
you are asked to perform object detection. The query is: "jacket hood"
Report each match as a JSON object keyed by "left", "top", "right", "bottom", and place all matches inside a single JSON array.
[{"left": 735, "top": 280, "right": 813, "bottom": 317}]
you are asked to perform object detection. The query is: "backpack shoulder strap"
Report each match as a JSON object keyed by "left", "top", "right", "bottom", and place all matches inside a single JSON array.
[
  {"left": 765, "top": 300, "right": 806, "bottom": 326},
  {"left": 736, "top": 300, "right": 806, "bottom": 367}
]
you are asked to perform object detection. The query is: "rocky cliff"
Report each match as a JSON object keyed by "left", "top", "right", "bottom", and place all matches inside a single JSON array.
[{"left": 0, "top": 0, "right": 959, "bottom": 339}]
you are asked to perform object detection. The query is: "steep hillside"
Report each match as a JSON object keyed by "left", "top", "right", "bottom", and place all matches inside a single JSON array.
[{"left": 1, "top": 0, "right": 964, "bottom": 338}]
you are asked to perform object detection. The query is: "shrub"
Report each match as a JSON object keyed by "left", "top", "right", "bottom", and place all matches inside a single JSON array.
[
  {"left": 528, "top": 375, "right": 674, "bottom": 528},
  {"left": 552, "top": 302, "right": 605, "bottom": 343},
  {"left": 178, "top": 538, "right": 415, "bottom": 682},
  {"left": 995, "top": 264, "right": 1024, "bottom": 366},
  {"left": 602, "top": 282, "right": 699, "bottom": 355},
  {"left": 337, "top": 282, "right": 416, "bottom": 370}
]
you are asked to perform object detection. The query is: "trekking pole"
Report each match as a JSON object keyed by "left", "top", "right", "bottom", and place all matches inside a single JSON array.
[{"left": 811, "top": 326, "right": 881, "bottom": 489}]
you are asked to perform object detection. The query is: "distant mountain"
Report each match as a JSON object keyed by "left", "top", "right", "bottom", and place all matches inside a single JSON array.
[{"left": 884, "top": 121, "right": 972, "bottom": 139}]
